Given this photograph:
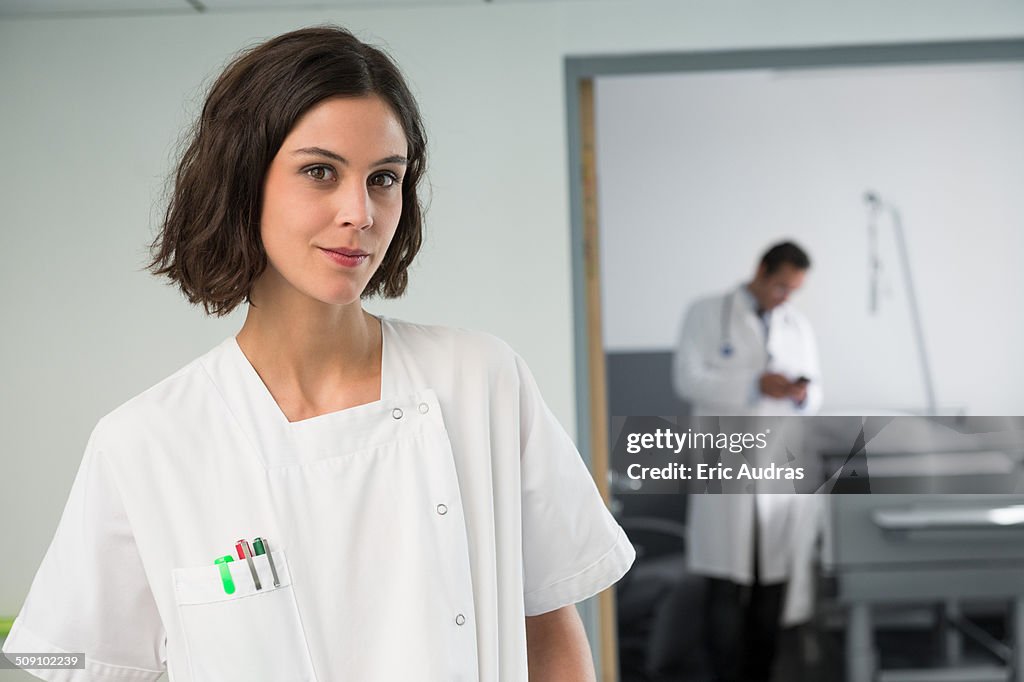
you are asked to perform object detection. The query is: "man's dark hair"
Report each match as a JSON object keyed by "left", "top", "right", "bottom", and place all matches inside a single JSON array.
[
  {"left": 760, "top": 241, "right": 811, "bottom": 275},
  {"left": 148, "top": 25, "right": 427, "bottom": 316}
]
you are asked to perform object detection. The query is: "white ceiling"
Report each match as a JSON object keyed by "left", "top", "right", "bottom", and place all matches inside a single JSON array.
[{"left": 0, "top": 0, "right": 557, "bottom": 18}]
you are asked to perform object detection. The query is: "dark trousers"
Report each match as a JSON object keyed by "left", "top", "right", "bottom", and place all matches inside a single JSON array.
[{"left": 704, "top": 576, "right": 786, "bottom": 682}]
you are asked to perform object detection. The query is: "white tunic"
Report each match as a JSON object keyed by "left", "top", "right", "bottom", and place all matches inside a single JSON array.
[{"left": 3, "top": 317, "right": 635, "bottom": 681}]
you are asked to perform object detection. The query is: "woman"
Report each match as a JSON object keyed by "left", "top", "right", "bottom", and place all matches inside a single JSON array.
[{"left": 2, "top": 25, "right": 634, "bottom": 682}]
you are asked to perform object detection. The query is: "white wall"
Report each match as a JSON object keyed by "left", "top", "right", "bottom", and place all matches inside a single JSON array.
[
  {"left": 597, "top": 61, "right": 1024, "bottom": 414},
  {"left": 1, "top": 0, "right": 1023, "bottom": 642}
]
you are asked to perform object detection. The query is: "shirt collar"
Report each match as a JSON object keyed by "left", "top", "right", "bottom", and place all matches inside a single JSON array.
[
  {"left": 738, "top": 283, "right": 777, "bottom": 320},
  {"left": 737, "top": 283, "right": 760, "bottom": 313}
]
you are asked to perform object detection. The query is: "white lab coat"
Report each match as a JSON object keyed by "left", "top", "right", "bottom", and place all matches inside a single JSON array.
[
  {"left": 673, "top": 285, "right": 823, "bottom": 625},
  {"left": 3, "top": 317, "right": 635, "bottom": 681},
  {"left": 672, "top": 285, "right": 822, "bottom": 417}
]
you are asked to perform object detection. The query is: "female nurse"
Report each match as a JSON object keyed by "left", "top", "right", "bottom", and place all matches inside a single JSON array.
[{"left": 2, "top": 24, "right": 634, "bottom": 682}]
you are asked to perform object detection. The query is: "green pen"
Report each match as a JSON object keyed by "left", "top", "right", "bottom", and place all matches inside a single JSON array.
[{"left": 214, "top": 555, "right": 236, "bottom": 594}]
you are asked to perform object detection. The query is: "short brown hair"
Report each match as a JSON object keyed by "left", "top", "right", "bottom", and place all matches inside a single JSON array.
[{"left": 148, "top": 25, "right": 427, "bottom": 316}]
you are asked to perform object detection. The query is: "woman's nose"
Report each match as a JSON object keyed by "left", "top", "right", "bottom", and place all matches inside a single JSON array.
[{"left": 333, "top": 182, "right": 373, "bottom": 230}]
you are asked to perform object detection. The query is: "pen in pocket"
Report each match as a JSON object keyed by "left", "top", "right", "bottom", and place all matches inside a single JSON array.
[
  {"left": 253, "top": 537, "right": 281, "bottom": 587},
  {"left": 235, "top": 539, "right": 262, "bottom": 590},
  {"left": 214, "top": 555, "right": 236, "bottom": 594}
]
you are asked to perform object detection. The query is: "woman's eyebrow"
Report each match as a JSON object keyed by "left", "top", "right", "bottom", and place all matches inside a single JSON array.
[{"left": 291, "top": 146, "right": 408, "bottom": 166}]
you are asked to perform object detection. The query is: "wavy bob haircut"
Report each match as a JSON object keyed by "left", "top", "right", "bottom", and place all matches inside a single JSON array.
[{"left": 149, "top": 25, "right": 427, "bottom": 316}]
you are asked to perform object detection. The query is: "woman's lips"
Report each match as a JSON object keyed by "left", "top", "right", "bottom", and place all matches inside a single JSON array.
[{"left": 319, "top": 247, "right": 369, "bottom": 268}]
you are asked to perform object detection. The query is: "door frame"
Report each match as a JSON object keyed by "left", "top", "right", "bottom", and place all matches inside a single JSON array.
[{"left": 563, "top": 37, "right": 1024, "bottom": 682}]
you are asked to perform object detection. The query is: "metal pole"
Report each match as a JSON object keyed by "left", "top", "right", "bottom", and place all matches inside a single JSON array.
[{"left": 890, "top": 206, "right": 938, "bottom": 414}]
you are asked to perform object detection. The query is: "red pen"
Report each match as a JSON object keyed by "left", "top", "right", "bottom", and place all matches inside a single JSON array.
[{"left": 235, "top": 539, "right": 262, "bottom": 590}]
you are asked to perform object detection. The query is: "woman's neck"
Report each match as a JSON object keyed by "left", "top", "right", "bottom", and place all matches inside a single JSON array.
[{"left": 234, "top": 284, "right": 383, "bottom": 421}]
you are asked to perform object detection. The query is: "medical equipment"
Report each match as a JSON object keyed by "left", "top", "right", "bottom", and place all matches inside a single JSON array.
[
  {"left": 719, "top": 289, "right": 774, "bottom": 358},
  {"left": 864, "top": 191, "right": 937, "bottom": 414},
  {"left": 718, "top": 288, "right": 786, "bottom": 360},
  {"left": 825, "top": 444, "right": 1024, "bottom": 682},
  {"left": 719, "top": 290, "right": 738, "bottom": 357}
]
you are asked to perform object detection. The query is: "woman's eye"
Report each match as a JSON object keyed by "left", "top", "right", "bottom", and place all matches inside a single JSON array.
[
  {"left": 369, "top": 172, "right": 399, "bottom": 188},
  {"left": 304, "top": 165, "right": 335, "bottom": 182}
]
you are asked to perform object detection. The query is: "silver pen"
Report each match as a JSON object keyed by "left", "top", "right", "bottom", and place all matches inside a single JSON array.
[{"left": 254, "top": 536, "right": 281, "bottom": 588}]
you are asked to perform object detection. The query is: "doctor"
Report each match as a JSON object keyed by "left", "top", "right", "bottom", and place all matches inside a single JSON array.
[
  {"left": 2, "top": 26, "right": 634, "bottom": 682},
  {"left": 672, "top": 241, "right": 822, "bottom": 682}
]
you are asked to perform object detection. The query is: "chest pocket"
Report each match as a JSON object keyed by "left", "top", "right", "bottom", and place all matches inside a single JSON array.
[{"left": 172, "top": 549, "right": 317, "bottom": 681}]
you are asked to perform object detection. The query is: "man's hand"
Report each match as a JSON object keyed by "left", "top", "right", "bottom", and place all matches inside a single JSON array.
[
  {"left": 759, "top": 373, "right": 793, "bottom": 399},
  {"left": 760, "top": 373, "right": 809, "bottom": 404},
  {"left": 788, "top": 382, "right": 808, "bottom": 405}
]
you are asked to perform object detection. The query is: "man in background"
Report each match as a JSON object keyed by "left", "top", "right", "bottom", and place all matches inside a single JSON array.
[
  {"left": 673, "top": 240, "right": 821, "bottom": 417},
  {"left": 673, "top": 240, "right": 822, "bottom": 682}
]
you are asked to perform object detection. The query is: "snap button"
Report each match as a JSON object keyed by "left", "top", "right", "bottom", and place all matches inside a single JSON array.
[
  {"left": 391, "top": 407, "right": 403, "bottom": 420},
  {"left": 455, "top": 613, "right": 466, "bottom": 626},
  {"left": 436, "top": 503, "right": 448, "bottom": 515},
  {"left": 418, "top": 402, "right": 429, "bottom": 414}
]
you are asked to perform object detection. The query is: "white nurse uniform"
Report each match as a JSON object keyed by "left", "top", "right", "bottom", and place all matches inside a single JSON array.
[{"left": 3, "top": 317, "right": 635, "bottom": 681}]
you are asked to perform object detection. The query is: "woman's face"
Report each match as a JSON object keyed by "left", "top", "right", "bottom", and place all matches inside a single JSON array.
[{"left": 257, "top": 95, "right": 408, "bottom": 307}]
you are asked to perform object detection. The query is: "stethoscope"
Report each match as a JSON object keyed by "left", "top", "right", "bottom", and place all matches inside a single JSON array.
[{"left": 719, "top": 288, "right": 782, "bottom": 360}]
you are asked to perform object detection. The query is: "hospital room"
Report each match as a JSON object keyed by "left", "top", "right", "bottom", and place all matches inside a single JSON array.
[{"left": 1, "top": 1, "right": 1023, "bottom": 681}]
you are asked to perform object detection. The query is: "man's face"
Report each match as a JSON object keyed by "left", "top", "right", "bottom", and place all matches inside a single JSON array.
[{"left": 753, "top": 263, "right": 806, "bottom": 310}]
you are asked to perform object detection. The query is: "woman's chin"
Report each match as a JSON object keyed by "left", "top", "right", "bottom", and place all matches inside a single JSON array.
[{"left": 315, "top": 285, "right": 367, "bottom": 308}]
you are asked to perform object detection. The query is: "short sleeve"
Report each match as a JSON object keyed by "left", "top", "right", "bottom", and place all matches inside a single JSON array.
[
  {"left": 515, "top": 354, "right": 636, "bottom": 616},
  {"left": 2, "top": 423, "right": 166, "bottom": 681}
]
